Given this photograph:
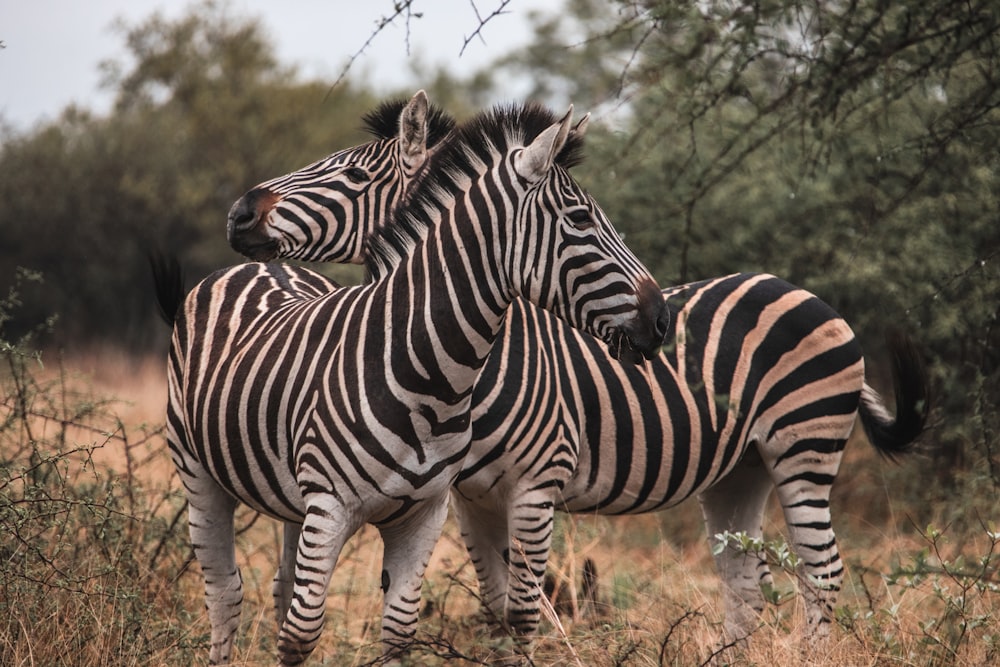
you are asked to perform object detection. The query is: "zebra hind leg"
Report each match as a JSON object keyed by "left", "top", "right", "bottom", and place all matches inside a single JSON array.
[
  {"left": 377, "top": 494, "right": 452, "bottom": 662},
  {"left": 698, "top": 446, "right": 775, "bottom": 645},
  {"left": 273, "top": 521, "right": 301, "bottom": 631},
  {"left": 182, "top": 472, "right": 243, "bottom": 666},
  {"left": 768, "top": 436, "right": 847, "bottom": 639}
]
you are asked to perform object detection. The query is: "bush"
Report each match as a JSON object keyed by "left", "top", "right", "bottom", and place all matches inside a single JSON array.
[{"left": 0, "top": 271, "right": 197, "bottom": 666}]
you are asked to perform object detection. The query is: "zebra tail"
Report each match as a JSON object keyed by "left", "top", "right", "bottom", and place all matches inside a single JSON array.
[
  {"left": 148, "top": 251, "right": 185, "bottom": 327},
  {"left": 858, "top": 330, "right": 931, "bottom": 461}
]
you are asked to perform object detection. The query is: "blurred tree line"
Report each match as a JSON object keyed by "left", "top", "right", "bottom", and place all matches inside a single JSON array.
[
  {"left": 0, "top": 5, "right": 394, "bottom": 350},
  {"left": 1, "top": 1, "right": 998, "bottom": 500}
]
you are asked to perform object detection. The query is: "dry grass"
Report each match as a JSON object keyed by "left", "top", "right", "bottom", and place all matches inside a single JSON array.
[{"left": 5, "top": 349, "right": 998, "bottom": 666}]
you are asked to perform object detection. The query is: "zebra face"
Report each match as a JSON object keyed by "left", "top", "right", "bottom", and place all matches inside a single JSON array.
[
  {"left": 227, "top": 90, "right": 446, "bottom": 264},
  {"left": 509, "top": 109, "right": 669, "bottom": 363}
]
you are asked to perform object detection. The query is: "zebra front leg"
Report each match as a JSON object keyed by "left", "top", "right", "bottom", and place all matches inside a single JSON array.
[
  {"left": 277, "top": 499, "right": 355, "bottom": 666},
  {"left": 377, "top": 495, "right": 451, "bottom": 660},
  {"left": 273, "top": 521, "right": 301, "bottom": 631},
  {"left": 698, "top": 448, "right": 775, "bottom": 644},
  {"left": 453, "top": 493, "right": 511, "bottom": 628},
  {"left": 182, "top": 472, "right": 243, "bottom": 665},
  {"left": 504, "top": 490, "right": 558, "bottom": 642}
]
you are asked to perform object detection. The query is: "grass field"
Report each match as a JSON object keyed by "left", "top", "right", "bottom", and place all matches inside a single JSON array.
[{"left": 3, "top": 348, "right": 997, "bottom": 666}]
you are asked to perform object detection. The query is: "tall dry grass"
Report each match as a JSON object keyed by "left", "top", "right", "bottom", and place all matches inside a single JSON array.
[{"left": 4, "top": 347, "right": 998, "bottom": 666}]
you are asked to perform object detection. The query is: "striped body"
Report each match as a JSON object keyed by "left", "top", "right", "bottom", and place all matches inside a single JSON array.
[
  {"left": 164, "top": 100, "right": 669, "bottom": 665},
  {"left": 463, "top": 272, "right": 859, "bottom": 515},
  {"left": 169, "top": 264, "right": 475, "bottom": 525}
]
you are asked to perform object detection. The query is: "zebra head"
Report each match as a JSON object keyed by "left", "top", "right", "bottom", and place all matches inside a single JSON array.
[
  {"left": 502, "top": 105, "right": 669, "bottom": 362},
  {"left": 226, "top": 90, "right": 455, "bottom": 263}
]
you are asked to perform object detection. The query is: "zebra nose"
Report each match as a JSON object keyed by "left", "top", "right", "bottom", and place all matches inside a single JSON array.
[
  {"left": 228, "top": 188, "right": 277, "bottom": 236},
  {"left": 637, "top": 279, "right": 671, "bottom": 346},
  {"left": 229, "top": 201, "right": 254, "bottom": 229}
]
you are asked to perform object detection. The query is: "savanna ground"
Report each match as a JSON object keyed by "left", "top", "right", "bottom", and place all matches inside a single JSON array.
[{"left": 3, "top": 345, "right": 999, "bottom": 667}]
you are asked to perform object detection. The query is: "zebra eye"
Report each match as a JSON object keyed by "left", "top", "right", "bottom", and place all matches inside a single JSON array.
[
  {"left": 344, "top": 167, "right": 370, "bottom": 184},
  {"left": 566, "top": 209, "right": 594, "bottom": 229}
]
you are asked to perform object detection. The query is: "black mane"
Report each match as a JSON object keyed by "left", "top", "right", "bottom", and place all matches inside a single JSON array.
[
  {"left": 362, "top": 98, "right": 456, "bottom": 149},
  {"left": 363, "top": 102, "right": 587, "bottom": 279},
  {"left": 440, "top": 102, "right": 586, "bottom": 173}
]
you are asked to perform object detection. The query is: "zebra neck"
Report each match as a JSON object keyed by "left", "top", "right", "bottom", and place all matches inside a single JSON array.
[{"left": 378, "top": 211, "right": 510, "bottom": 408}]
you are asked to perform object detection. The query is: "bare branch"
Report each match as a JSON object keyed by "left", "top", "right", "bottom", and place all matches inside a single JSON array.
[
  {"left": 461, "top": 0, "right": 514, "bottom": 56},
  {"left": 327, "top": 1, "right": 424, "bottom": 93}
]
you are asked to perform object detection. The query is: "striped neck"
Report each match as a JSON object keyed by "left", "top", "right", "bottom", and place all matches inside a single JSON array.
[{"left": 373, "top": 158, "right": 516, "bottom": 415}]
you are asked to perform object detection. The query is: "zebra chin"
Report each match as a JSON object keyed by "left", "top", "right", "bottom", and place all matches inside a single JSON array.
[
  {"left": 602, "top": 288, "right": 670, "bottom": 364},
  {"left": 228, "top": 234, "right": 280, "bottom": 262}
]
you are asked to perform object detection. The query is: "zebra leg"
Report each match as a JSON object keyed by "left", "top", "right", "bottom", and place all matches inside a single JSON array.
[
  {"left": 377, "top": 494, "right": 451, "bottom": 659},
  {"left": 273, "top": 521, "right": 301, "bottom": 631},
  {"left": 276, "top": 499, "right": 355, "bottom": 666},
  {"left": 182, "top": 471, "right": 243, "bottom": 665},
  {"left": 453, "top": 493, "right": 510, "bottom": 628},
  {"left": 768, "top": 437, "right": 846, "bottom": 638},
  {"left": 504, "top": 490, "right": 557, "bottom": 641},
  {"left": 698, "top": 448, "right": 775, "bottom": 643}
]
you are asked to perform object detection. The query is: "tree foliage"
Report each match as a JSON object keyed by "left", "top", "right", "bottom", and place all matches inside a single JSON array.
[{"left": 492, "top": 0, "right": 999, "bottom": 495}]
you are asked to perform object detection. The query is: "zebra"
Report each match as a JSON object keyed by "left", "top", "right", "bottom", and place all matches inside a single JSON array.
[
  {"left": 160, "top": 99, "right": 670, "bottom": 665},
  {"left": 223, "top": 104, "right": 930, "bottom": 650}
]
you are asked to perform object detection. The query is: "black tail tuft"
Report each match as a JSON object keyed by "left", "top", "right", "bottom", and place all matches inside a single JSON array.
[
  {"left": 859, "top": 330, "right": 931, "bottom": 461},
  {"left": 148, "top": 251, "right": 185, "bottom": 327}
]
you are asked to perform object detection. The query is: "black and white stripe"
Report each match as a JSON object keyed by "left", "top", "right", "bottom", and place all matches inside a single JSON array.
[
  {"left": 160, "top": 97, "right": 668, "bottom": 665},
  {"left": 219, "top": 98, "right": 929, "bottom": 648}
]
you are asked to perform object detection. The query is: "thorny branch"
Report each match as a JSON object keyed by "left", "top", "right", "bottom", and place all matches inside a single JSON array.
[{"left": 328, "top": 1, "right": 516, "bottom": 92}]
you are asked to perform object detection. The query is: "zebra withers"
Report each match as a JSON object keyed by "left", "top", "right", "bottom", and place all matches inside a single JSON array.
[
  {"left": 163, "top": 99, "right": 669, "bottom": 665},
  {"left": 225, "top": 101, "right": 929, "bottom": 650}
]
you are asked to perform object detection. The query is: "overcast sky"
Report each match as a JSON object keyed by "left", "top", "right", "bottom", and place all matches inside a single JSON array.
[{"left": 0, "top": 1, "right": 554, "bottom": 133}]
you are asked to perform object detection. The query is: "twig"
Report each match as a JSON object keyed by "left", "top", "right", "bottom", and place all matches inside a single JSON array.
[
  {"left": 461, "top": 0, "right": 513, "bottom": 56},
  {"left": 327, "top": 1, "right": 422, "bottom": 94}
]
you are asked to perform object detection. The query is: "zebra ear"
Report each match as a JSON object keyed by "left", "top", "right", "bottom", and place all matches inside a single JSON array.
[
  {"left": 515, "top": 105, "right": 574, "bottom": 183},
  {"left": 570, "top": 112, "right": 590, "bottom": 140},
  {"left": 399, "top": 90, "right": 429, "bottom": 172}
]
